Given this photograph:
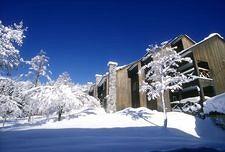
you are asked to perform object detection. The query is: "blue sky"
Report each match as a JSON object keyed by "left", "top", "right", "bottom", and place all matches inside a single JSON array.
[{"left": 1, "top": 0, "right": 225, "bottom": 84}]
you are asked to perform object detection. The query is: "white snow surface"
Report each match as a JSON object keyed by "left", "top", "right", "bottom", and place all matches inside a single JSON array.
[
  {"left": 1, "top": 107, "right": 225, "bottom": 152},
  {"left": 204, "top": 93, "right": 225, "bottom": 114}
]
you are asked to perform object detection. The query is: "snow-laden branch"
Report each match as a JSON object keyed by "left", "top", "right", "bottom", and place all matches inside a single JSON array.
[{"left": 0, "top": 21, "right": 26, "bottom": 75}]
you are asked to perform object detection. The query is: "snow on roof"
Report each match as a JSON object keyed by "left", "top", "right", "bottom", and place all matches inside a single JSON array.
[
  {"left": 96, "top": 72, "right": 109, "bottom": 87},
  {"left": 184, "top": 34, "right": 196, "bottom": 43},
  {"left": 179, "top": 33, "right": 224, "bottom": 56},
  {"left": 107, "top": 61, "right": 118, "bottom": 66},
  {"left": 95, "top": 61, "right": 121, "bottom": 86},
  {"left": 116, "top": 65, "right": 128, "bottom": 71},
  {"left": 204, "top": 33, "right": 224, "bottom": 40},
  {"left": 169, "top": 35, "right": 182, "bottom": 45},
  {"left": 95, "top": 74, "right": 102, "bottom": 77},
  {"left": 142, "top": 53, "right": 150, "bottom": 61}
]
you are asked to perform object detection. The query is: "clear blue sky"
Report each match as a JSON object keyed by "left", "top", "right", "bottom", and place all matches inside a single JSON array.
[{"left": 1, "top": 0, "right": 225, "bottom": 84}]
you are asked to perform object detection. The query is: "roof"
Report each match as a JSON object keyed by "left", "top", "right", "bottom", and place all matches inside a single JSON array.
[
  {"left": 142, "top": 34, "right": 195, "bottom": 61},
  {"left": 92, "top": 33, "right": 224, "bottom": 88},
  {"left": 168, "top": 34, "right": 196, "bottom": 46},
  {"left": 179, "top": 33, "right": 224, "bottom": 56}
]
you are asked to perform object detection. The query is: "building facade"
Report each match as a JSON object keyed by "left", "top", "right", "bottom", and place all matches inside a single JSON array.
[{"left": 89, "top": 33, "right": 225, "bottom": 112}]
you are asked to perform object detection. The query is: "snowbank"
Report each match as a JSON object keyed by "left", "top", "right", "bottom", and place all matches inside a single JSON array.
[{"left": 203, "top": 93, "right": 225, "bottom": 114}]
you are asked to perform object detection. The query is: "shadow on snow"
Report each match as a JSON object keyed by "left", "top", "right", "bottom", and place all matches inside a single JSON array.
[
  {"left": 120, "top": 108, "right": 159, "bottom": 126},
  {"left": 0, "top": 127, "right": 224, "bottom": 152}
]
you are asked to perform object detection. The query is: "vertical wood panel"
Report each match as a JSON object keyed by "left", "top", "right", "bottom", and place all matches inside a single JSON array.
[
  {"left": 193, "top": 36, "right": 225, "bottom": 94},
  {"left": 116, "top": 67, "right": 132, "bottom": 110}
]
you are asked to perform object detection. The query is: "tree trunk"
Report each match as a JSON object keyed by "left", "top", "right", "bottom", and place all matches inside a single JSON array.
[
  {"left": 34, "top": 74, "right": 40, "bottom": 87},
  {"left": 3, "top": 117, "right": 6, "bottom": 127},
  {"left": 161, "top": 91, "right": 167, "bottom": 128},
  {"left": 28, "top": 114, "right": 32, "bottom": 122},
  {"left": 58, "top": 109, "right": 62, "bottom": 121}
]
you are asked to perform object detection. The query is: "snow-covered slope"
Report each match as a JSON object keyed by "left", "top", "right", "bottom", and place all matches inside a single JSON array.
[{"left": 1, "top": 107, "right": 225, "bottom": 152}]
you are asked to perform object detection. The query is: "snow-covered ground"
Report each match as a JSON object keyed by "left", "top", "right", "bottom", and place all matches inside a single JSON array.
[{"left": 1, "top": 107, "right": 225, "bottom": 152}]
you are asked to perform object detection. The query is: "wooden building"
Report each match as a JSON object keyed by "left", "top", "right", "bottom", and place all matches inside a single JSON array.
[
  {"left": 169, "top": 33, "right": 225, "bottom": 106},
  {"left": 89, "top": 33, "right": 225, "bottom": 112}
]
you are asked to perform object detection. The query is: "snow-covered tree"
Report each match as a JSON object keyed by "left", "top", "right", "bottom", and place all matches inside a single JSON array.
[
  {"left": 24, "top": 73, "right": 80, "bottom": 121},
  {"left": 72, "top": 84, "right": 100, "bottom": 108},
  {"left": 15, "top": 81, "right": 36, "bottom": 121},
  {"left": 0, "top": 76, "right": 35, "bottom": 124},
  {"left": 13, "top": 80, "right": 34, "bottom": 106},
  {"left": 140, "top": 43, "right": 193, "bottom": 128},
  {"left": 22, "top": 84, "right": 49, "bottom": 122},
  {"left": 0, "top": 95, "right": 21, "bottom": 127},
  {"left": 22, "top": 72, "right": 100, "bottom": 122},
  {"left": 0, "top": 21, "right": 26, "bottom": 76},
  {"left": 26, "top": 50, "right": 51, "bottom": 86},
  {"left": 22, "top": 50, "right": 51, "bottom": 121},
  {"left": 55, "top": 72, "right": 73, "bottom": 86},
  {"left": 0, "top": 77, "right": 22, "bottom": 126},
  {"left": 50, "top": 72, "right": 81, "bottom": 121},
  {"left": 77, "top": 82, "right": 94, "bottom": 94}
]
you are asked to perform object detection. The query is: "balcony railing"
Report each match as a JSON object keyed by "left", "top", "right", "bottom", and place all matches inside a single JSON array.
[{"left": 198, "top": 67, "right": 211, "bottom": 79}]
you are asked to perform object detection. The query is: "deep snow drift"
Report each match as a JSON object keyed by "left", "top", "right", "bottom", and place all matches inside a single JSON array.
[{"left": 1, "top": 107, "right": 225, "bottom": 152}]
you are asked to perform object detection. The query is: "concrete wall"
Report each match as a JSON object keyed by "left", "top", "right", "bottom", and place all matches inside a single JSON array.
[
  {"left": 137, "top": 62, "right": 147, "bottom": 107},
  {"left": 107, "top": 62, "right": 118, "bottom": 113}
]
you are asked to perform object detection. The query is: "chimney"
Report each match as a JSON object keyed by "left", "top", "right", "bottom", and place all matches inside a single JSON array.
[{"left": 107, "top": 61, "right": 118, "bottom": 113}]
